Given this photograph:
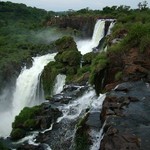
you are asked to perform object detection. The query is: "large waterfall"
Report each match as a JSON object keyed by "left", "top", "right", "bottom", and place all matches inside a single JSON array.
[
  {"left": 0, "top": 19, "right": 115, "bottom": 149},
  {"left": 77, "top": 20, "right": 105, "bottom": 54},
  {"left": 0, "top": 53, "right": 56, "bottom": 137}
]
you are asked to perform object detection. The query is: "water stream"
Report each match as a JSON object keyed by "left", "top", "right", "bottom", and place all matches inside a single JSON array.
[
  {"left": 77, "top": 19, "right": 105, "bottom": 54},
  {"left": 0, "top": 53, "right": 57, "bottom": 137},
  {"left": 0, "top": 19, "right": 115, "bottom": 149}
]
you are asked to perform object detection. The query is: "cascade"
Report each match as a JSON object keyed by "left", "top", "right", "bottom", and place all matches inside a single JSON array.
[
  {"left": 77, "top": 19, "right": 105, "bottom": 54},
  {"left": 48, "top": 87, "right": 105, "bottom": 150},
  {"left": 107, "top": 21, "right": 115, "bottom": 35},
  {"left": 53, "top": 74, "right": 66, "bottom": 95},
  {"left": 0, "top": 53, "right": 56, "bottom": 137}
]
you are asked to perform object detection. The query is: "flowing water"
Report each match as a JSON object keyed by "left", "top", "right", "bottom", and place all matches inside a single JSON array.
[
  {"left": 0, "top": 53, "right": 56, "bottom": 137},
  {"left": 0, "top": 19, "right": 115, "bottom": 149},
  {"left": 53, "top": 74, "right": 66, "bottom": 95},
  {"left": 77, "top": 19, "right": 105, "bottom": 54},
  {"left": 45, "top": 87, "right": 105, "bottom": 150},
  {"left": 107, "top": 21, "right": 115, "bottom": 35}
]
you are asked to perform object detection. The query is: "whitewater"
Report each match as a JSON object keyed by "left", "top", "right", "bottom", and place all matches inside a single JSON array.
[{"left": 0, "top": 53, "right": 56, "bottom": 137}]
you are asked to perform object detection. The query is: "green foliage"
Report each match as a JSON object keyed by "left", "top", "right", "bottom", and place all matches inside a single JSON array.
[
  {"left": 83, "top": 52, "right": 97, "bottom": 65},
  {"left": 115, "top": 71, "right": 123, "bottom": 81},
  {"left": 89, "top": 52, "right": 108, "bottom": 85},
  {"left": 12, "top": 106, "right": 41, "bottom": 128},
  {"left": 124, "top": 23, "right": 150, "bottom": 50},
  {"left": 139, "top": 34, "right": 150, "bottom": 52},
  {"left": 10, "top": 128, "right": 26, "bottom": 140},
  {"left": 23, "top": 119, "right": 37, "bottom": 130},
  {"left": 41, "top": 62, "right": 59, "bottom": 97},
  {"left": 0, "top": 142, "right": 9, "bottom": 150},
  {"left": 108, "top": 42, "right": 125, "bottom": 53},
  {"left": 11, "top": 105, "right": 42, "bottom": 140},
  {"left": 55, "top": 36, "right": 77, "bottom": 53},
  {"left": 75, "top": 112, "right": 90, "bottom": 150},
  {"left": 77, "top": 66, "right": 91, "bottom": 76},
  {"left": 0, "top": 1, "right": 56, "bottom": 90},
  {"left": 91, "top": 52, "right": 108, "bottom": 72},
  {"left": 57, "top": 50, "right": 81, "bottom": 66}
]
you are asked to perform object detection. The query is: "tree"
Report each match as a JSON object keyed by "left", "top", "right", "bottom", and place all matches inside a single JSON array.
[{"left": 138, "top": 1, "right": 148, "bottom": 10}]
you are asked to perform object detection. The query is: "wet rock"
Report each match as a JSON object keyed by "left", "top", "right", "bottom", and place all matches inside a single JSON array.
[
  {"left": 100, "top": 130, "right": 140, "bottom": 150},
  {"left": 46, "top": 16, "right": 97, "bottom": 38},
  {"left": 86, "top": 112, "right": 101, "bottom": 128},
  {"left": 100, "top": 81, "right": 150, "bottom": 150},
  {"left": 11, "top": 103, "right": 62, "bottom": 140},
  {"left": 17, "top": 144, "right": 44, "bottom": 150}
]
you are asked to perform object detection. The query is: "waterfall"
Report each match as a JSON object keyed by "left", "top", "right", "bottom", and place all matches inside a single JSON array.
[
  {"left": 57, "top": 88, "right": 105, "bottom": 123},
  {"left": 0, "top": 53, "right": 56, "bottom": 137},
  {"left": 77, "top": 20, "right": 105, "bottom": 55},
  {"left": 53, "top": 74, "right": 66, "bottom": 95},
  {"left": 107, "top": 21, "right": 115, "bottom": 35}
]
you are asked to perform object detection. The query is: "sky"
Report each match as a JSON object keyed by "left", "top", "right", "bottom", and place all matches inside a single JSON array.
[{"left": 1, "top": 0, "right": 150, "bottom": 11}]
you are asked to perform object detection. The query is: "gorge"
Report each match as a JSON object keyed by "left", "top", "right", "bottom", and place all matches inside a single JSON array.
[{"left": 0, "top": 2, "right": 150, "bottom": 150}]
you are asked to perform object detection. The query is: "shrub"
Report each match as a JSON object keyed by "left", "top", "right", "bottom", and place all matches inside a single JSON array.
[
  {"left": 41, "top": 62, "right": 58, "bottom": 97},
  {"left": 12, "top": 106, "right": 41, "bottom": 128},
  {"left": 82, "top": 52, "right": 97, "bottom": 65},
  {"left": 124, "top": 23, "right": 150, "bottom": 49},
  {"left": 10, "top": 128, "right": 26, "bottom": 140},
  {"left": 115, "top": 71, "right": 123, "bottom": 81},
  {"left": 55, "top": 36, "right": 77, "bottom": 53},
  {"left": 90, "top": 52, "right": 109, "bottom": 85},
  {"left": 140, "top": 34, "right": 150, "bottom": 52},
  {"left": 23, "top": 119, "right": 37, "bottom": 130},
  {"left": 0, "top": 142, "right": 9, "bottom": 150}
]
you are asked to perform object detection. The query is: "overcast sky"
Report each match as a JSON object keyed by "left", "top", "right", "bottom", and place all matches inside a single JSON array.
[{"left": 1, "top": 0, "right": 150, "bottom": 11}]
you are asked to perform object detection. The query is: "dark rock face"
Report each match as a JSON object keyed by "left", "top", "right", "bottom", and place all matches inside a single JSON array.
[
  {"left": 94, "top": 47, "right": 150, "bottom": 94},
  {"left": 101, "top": 127, "right": 140, "bottom": 150},
  {"left": 46, "top": 16, "right": 97, "bottom": 38},
  {"left": 100, "top": 81, "right": 150, "bottom": 150}
]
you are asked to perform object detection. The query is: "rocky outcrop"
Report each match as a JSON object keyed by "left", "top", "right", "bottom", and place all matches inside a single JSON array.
[
  {"left": 46, "top": 16, "right": 97, "bottom": 38},
  {"left": 91, "top": 47, "right": 150, "bottom": 95},
  {"left": 11, "top": 103, "right": 62, "bottom": 140},
  {"left": 100, "top": 81, "right": 150, "bottom": 150},
  {"left": 41, "top": 36, "right": 81, "bottom": 98}
]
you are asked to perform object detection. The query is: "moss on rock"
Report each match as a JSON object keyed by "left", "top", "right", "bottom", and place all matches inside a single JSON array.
[
  {"left": 10, "top": 128, "right": 26, "bottom": 141},
  {"left": 12, "top": 106, "right": 41, "bottom": 129},
  {"left": 83, "top": 52, "right": 97, "bottom": 65},
  {"left": 55, "top": 36, "right": 78, "bottom": 53},
  {"left": 41, "top": 61, "right": 58, "bottom": 97},
  {"left": 75, "top": 112, "right": 90, "bottom": 150}
]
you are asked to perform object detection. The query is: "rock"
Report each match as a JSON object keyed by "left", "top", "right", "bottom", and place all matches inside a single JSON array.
[
  {"left": 10, "top": 128, "right": 26, "bottom": 141},
  {"left": 17, "top": 144, "right": 44, "bottom": 150},
  {"left": 46, "top": 16, "right": 97, "bottom": 38},
  {"left": 100, "top": 132, "right": 140, "bottom": 150},
  {"left": 100, "top": 81, "right": 150, "bottom": 150},
  {"left": 86, "top": 112, "right": 101, "bottom": 128},
  {"left": 107, "top": 126, "right": 118, "bottom": 135},
  {"left": 11, "top": 103, "right": 62, "bottom": 140}
]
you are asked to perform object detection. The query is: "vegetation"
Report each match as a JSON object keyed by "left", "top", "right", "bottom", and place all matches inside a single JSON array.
[
  {"left": 0, "top": 142, "right": 9, "bottom": 150},
  {"left": 10, "top": 128, "right": 26, "bottom": 140},
  {"left": 75, "top": 112, "right": 90, "bottom": 150},
  {"left": 0, "top": 1, "right": 58, "bottom": 90},
  {"left": 115, "top": 71, "right": 123, "bottom": 81},
  {"left": 41, "top": 36, "right": 81, "bottom": 97},
  {"left": 12, "top": 106, "right": 41, "bottom": 129},
  {"left": 90, "top": 52, "right": 109, "bottom": 85},
  {"left": 11, "top": 105, "right": 42, "bottom": 140},
  {"left": 41, "top": 61, "right": 59, "bottom": 97}
]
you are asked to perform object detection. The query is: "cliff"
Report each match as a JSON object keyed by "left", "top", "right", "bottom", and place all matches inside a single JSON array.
[{"left": 46, "top": 16, "right": 98, "bottom": 38}]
